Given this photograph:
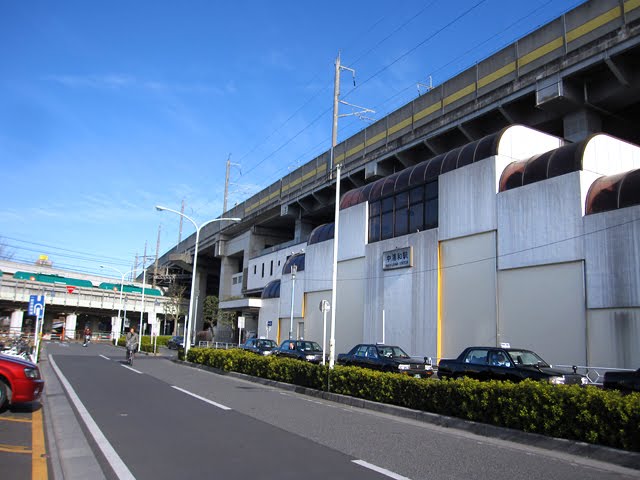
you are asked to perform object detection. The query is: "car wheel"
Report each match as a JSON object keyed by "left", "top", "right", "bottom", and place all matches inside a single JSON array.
[{"left": 0, "top": 380, "right": 9, "bottom": 412}]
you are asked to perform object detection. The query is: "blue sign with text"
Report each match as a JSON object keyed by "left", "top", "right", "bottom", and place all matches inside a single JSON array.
[{"left": 28, "top": 295, "right": 46, "bottom": 318}]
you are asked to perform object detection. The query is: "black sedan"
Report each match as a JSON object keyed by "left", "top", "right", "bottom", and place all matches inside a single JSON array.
[
  {"left": 603, "top": 368, "right": 640, "bottom": 393},
  {"left": 240, "top": 338, "right": 278, "bottom": 356},
  {"left": 274, "top": 340, "right": 324, "bottom": 363},
  {"left": 166, "top": 336, "right": 184, "bottom": 350},
  {"left": 337, "top": 344, "right": 434, "bottom": 378},
  {"left": 438, "top": 347, "right": 588, "bottom": 385}
]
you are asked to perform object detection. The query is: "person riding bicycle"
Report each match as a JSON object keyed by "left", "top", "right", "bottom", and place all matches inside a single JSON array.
[
  {"left": 83, "top": 326, "right": 92, "bottom": 347},
  {"left": 125, "top": 327, "right": 139, "bottom": 364}
]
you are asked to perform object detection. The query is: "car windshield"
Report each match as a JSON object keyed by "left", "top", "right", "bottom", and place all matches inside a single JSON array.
[
  {"left": 299, "top": 341, "right": 321, "bottom": 351},
  {"left": 257, "top": 340, "right": 276, "bottom": 348},
  {"left": 377, "top": 346, "right": 410, "bottom": 359},
  {"left": 508, "top": 350, "right": 549, "bottom": 367}
]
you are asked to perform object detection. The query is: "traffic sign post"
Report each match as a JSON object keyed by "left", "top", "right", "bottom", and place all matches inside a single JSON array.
[
  {"left": 29, "top": 295, "right": 46, "bottom": 363},
  {"left": 237, "top": 316, "right": 245, "bottom": 346}
]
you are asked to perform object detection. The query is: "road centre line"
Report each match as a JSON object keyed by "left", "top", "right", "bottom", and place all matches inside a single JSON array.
[
  {"left": 99, "top": 355, "right": 110, "bottom": 360},
  {"left": 48, "top": 355, "right": 135, "bottom": 480},
  {"left": 171, "top": 386, "right": 232, "bottom": 411},
  {"left": 352, "top": 460, "right": 412, "bottom": 480}
]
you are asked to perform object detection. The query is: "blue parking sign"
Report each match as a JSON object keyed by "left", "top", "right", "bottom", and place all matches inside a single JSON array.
[{"left": 28, "top": 295, "right": 46, "bottom": 318}]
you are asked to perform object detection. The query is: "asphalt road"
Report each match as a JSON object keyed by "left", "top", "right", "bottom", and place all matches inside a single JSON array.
[{"left": 44, "top": 341, "right": 640, "bottom": 480}]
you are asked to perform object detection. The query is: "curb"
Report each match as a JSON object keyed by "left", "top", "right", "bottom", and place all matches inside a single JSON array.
[{"left": 175, "top": 358, "right": 640, "bottom": 471}]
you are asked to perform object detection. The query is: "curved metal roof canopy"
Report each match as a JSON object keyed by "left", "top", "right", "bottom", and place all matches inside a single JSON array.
[{"left": 586, "top": 169, "right": 640, "bottom": 214}]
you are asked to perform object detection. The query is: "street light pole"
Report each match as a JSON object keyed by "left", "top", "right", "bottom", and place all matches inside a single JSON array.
[{"left": 156, "top": 205, "right": 241, "bottom": 356}]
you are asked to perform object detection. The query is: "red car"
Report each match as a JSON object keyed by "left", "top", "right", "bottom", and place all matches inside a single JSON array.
[{"left": 0, "top": 354, "right": 45, "bottom": 410}]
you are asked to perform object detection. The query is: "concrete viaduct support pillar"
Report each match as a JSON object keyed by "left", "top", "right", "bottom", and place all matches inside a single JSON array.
[
  {"left": 65, "top": 314, "right": 77, "bottom": 341},
  {"left": 563, "top": 109, "right": 602, "bottom": 142},
  {"left": 10, "top": 310, "right": 24, "bottom": 335}
]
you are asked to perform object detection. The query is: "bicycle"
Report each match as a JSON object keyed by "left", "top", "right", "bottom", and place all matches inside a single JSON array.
[{"left": 126, "top": 348, "right": 135, "bottom": 366}]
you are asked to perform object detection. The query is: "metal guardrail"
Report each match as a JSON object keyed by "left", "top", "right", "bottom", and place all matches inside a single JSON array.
[{"left": 555, "top": 365, "right": 637, "bottom": 385}]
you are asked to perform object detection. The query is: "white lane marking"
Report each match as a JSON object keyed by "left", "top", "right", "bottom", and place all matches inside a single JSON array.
[
  {"left": 48, "top": 355, "right": 136, "bottom": 480},
  {"left": 171, "top": 386, "right": 232, "bottom": 411},
  {"left": 99, "top": 355, "right": 110, "bottom": 360},
  {"left": 352, "top": 460, "right": 412, "bottom": 480},
  {"left": 122, "top": 365, "right": 143, "bottom": 374}
]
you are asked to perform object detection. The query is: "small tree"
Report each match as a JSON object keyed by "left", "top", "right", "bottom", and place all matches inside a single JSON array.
[
  {"left": 203, "top": 295, "right": 236, "bottom": 341},
  {"left": 163, "top": 284, "right": 187, "bottom": 336}
]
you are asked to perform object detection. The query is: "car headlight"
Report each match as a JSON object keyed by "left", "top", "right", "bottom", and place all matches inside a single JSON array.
[
  {"left": 24, "top": 368, "right": 40, "bottom": 379},
  {"left": 549, "top": 375, "right": 565, "bottom": 385},
  {"left": 398, "top": 364, "right": 410, "bottom": 370},
  {"left": 580, "top": 376, "right": 588, "bottom": 385},
  {"left": 262, "top": 351, "right": 272, "bottom": 356},
  {"left": 305, "top": 355, "right": 317, "bottom": 361},
  {"left": 424, "top": 365, "right": 433, "bottom": 371}
]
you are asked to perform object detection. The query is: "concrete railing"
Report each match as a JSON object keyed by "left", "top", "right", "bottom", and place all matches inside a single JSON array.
[{"left": 0, "top": 277, "right": 170, "bottom": 315}]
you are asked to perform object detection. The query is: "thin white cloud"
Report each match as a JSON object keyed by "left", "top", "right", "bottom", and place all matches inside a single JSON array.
[{"left": 46, "top": 73, "right": 232, "bottom": 96}]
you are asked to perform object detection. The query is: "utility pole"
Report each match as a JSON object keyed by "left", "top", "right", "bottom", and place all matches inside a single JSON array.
[
  {"left": 178, "top": 199, "right": 185, "bottom": 246},
  {"left": 328, "top": 52, "right": 375, "bottom": 176},
  {"left": 223, "top": 155, "right": 242, "bottom": 215},
  {"left": 153, "top": 225, "right": 161, "bottom": 288},
  {"left": 328, "top": 52, "right": 374, "bottom": 368},
  {"left": 224, "top": 154, "right": 231, "bottom": 214}
]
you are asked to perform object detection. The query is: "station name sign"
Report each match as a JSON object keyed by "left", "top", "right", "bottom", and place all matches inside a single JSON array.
[{"left": 382, "top": 246, "right": 413, "bottom": 270}]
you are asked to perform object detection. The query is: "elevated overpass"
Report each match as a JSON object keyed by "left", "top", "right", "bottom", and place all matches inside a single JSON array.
[
  {"left": 0, "top": 261, "right": 176, "bottom": 341},
  {"left": 155, "top": 0, "right": 640, "bottom": 330}
]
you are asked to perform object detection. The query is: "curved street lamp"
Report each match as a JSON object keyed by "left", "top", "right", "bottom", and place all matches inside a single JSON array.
[{"left": 156, "top": 205, "right": 241, "bottom": 355}]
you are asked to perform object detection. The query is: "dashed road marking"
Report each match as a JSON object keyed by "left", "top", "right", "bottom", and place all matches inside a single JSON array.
[
  {"left": 352, "top": 460, "right": 412, "bottom": 480},
  {"left": 171, "top": 386, "right": 232, "bottom": 411}
]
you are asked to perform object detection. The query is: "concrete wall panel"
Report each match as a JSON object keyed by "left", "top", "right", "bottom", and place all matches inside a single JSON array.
[
  {"left": 440, "top": 232, "right": 497, "bottom": 360},
  {"left": 584, "top": 205, "right": 640, "bottom": 308},
  {"left": 498, "top": 261, "right": 586, "bottom": 367},
  {"left": 517, "top": 18, "right": 564, "bottom": 77},
  {"left": 365, "top": 229, "right": 439, "bottom": 357},
  {"left": 566, "top": 0, "right": 623, "bottom": 53},
  {"left": 498, "top": 172, "right": 584, "bottom": 270},
  {"left": 587, "top": 308, "right": 640, "bottom": 368}
]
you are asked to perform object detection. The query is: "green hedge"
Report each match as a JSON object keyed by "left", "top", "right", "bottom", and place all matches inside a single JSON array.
[
  {"left": 116, "top": 335, "right": 172, "bottom": 353},
  {"left": 186, "top": 347, "right": 640, "bottom": 452}
]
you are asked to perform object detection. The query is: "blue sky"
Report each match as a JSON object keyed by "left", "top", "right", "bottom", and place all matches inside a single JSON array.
[{"left": 0, "top": 0, "right": 584, "bottom": 278}]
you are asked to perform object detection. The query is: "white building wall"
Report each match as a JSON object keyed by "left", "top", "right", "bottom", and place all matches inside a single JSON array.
[
  {"left": 257, "top": 298, "right": 279, "bottom": 341},
  {"left": 584, "top": 205, "right": 640, "bottom": 308},
  {"left": 304, "top": 240, "right": 333, "bottom": 293},
  {"left": 338, "top": 203, "right": 367, "bottom": 261},
  {"left": 498, "top": 261, "right": 587, "bottom": 366},
  {"left": 364, "top": 229, "right": 438, "bottom": 357},
  {"left": 497, "top": 172, "right": 586, "bottom": 270},
  {"left": 247, "top": 242, "right": 305, "bottom": 291},
  {"left": 582, "top": 134, "right": 640, "bottom": 175},
  {"left": 333, "top": 258, "right": 366, "bottom": 354},
  {"left": 587, "top": 309, "right": 640, "bottom": 368},
  {"left": 439, "top": 156, "right": 510, "bottom": 241},
  {"left": 440, "top": 232, "right": 497, "bottom": 359}
]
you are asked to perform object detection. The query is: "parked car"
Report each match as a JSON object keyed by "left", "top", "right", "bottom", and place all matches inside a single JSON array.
[
  {"left": 240, "top": 338, "right": 278, "bottom": 356},
  {"left": 274, "top": 340, "right": 324, "bottom": 363},
  {"left": 437, "top": 346, "right": 588, "bottom": 385},
  {"left": 603, "top": 368, "right": 640, "bottom": 393},
  {"left": 337, "top": 344, "right": 434, "bottom": 378},
  {"left": 0, "top": 354, "right": 45, "bottom": 411},
  {"left": 167, "top": 336, "right": 184, "bottom": 350}
]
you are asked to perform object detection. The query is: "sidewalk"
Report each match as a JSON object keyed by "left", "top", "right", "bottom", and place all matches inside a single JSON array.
[{"left": 39, "top": 344, "right": 107, "bottom": 480}]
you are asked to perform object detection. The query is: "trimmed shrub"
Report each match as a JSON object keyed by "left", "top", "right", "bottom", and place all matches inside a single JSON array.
[{"left": 184, "top": 347, "right": 640, "bottom": 451}]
